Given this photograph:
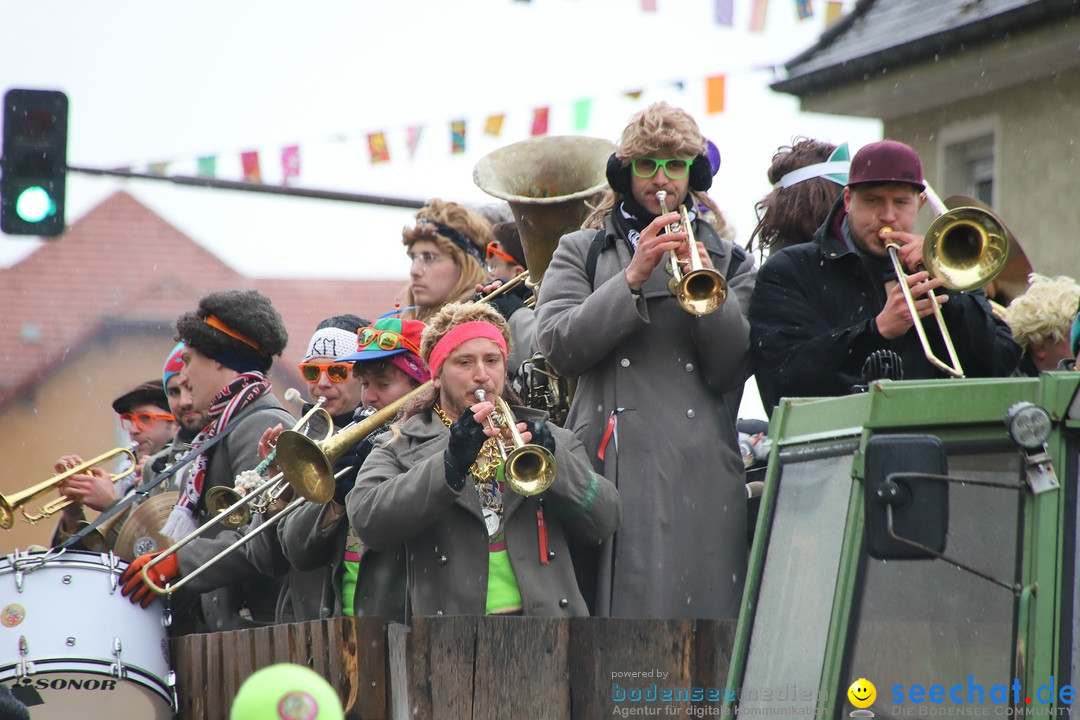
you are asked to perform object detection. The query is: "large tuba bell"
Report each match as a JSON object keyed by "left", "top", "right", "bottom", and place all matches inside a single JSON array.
[
  {"left": 473, "top": 136, "right": 612, "bottom": 425},
  {"left": 473, "top": 135, "right": 615, "bottom": 287}
]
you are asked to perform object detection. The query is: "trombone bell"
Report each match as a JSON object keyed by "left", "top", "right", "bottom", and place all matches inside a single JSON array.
[{"left": 924, "top": 206, "right": 1008, "bottom": 292}]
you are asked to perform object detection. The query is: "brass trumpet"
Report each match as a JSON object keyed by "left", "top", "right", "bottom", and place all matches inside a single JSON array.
[
  {"left": 0, "top": 446, "right": 138, "bottom": 529},
  {"left": 657, "top": 191, "right": 727, "bottom": 316},
  {"left": 474, "top": 389, "right": 556, "bottom": 497}
]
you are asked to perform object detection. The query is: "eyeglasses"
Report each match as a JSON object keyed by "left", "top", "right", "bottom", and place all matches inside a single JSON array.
[
  {"left": 298, "top": 362, "right": 353, "bottom": 383},
  {"left": 407, "top": 251, "right": 448, "bottom": 271},
  {"left": 485, "top": 243, "right": 517, "bottom": 273},
  {"left": 357, "top": 327, "right": 421, "bottom": 355},
  {"left": 120, "top": 412, "right": 175, "bottom": 431},
  {"left": 631, "top": 157, "right": 691, "bottom": 180}
]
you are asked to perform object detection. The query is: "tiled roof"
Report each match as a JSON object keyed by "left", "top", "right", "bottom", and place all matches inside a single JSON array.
[
  {"left": 772, "top": 0, "right": 1078, "bottom": 95},
  {"left": 0, "top": 191, "right": 406, "bottom": 408}
]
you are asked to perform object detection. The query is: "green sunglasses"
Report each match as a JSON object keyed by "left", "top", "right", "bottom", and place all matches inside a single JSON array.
[{"left": 631, "top": 157, "right": 691, "bottom": 180}]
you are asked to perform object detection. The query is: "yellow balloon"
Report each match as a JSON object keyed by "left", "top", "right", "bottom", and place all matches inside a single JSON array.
[{"left": 847, "top": 678, "right": 877, "bottom": 709}]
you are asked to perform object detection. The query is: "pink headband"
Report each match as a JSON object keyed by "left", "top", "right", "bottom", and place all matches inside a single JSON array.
[{"left": 427, "top": 322, "right": 508, "bottom": 377}]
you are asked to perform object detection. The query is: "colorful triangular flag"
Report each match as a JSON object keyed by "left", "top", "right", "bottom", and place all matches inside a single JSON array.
[
  {"left": 484, "top": 114, "right": 505, "bottom": 137},
  {"left": 706, "top": 75, "right": 726, "bottom": 114},
  {"left": 281, "top": 145, "right": 300, "bottom": 183},
  {"left": 796, "top": 0, "right": 813, "bottom": 19},
  {"left": 368, "top": 133, "right": 390, "bottom": 164},
  {"left": 196, "top": 156, "right": 216, "bottom": 178},
  {"left": 241, "top": 151, "right": 262, "bottom": 182},
  {"left": 749, "top": 0, "right": 770, "bottom": 31},
  {"left": 714, "top": 0, "right": 734, "bottom": 25},
  {"left": 572, "top": 99, "right": 591, "bottom": 133},
  {"left": 531, "top": 107, "right": 549, "bottom": 136},
  {"left": 406, "top": 125, "right": 423, "bottom": 160},
  {"left": 451, "top": 120, "right": 466, "bottom": 155}
]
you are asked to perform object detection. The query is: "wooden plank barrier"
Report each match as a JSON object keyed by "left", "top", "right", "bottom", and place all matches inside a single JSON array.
[{"left": 173, "top": 617, "right": 736, "bottom": 720}]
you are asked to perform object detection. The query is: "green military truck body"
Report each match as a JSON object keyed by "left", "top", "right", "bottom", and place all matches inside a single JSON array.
[{"left": 728, "top": 373, "right": 1080, "bottom": 717}]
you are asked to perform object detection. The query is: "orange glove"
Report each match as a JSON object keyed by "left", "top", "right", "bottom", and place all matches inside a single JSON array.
[{"left": 120, "top": 551, "right": 180, "bottom": 608}]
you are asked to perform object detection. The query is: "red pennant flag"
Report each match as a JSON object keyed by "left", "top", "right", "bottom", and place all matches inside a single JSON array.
[
  {"left": 281, "top": 145, "right": 300, "bottom": 184},
  {"left": 241, "top": 151, "right": 262, "bottom": 182},
  {"left": 367, "top": 132, "right": 390, "bottom": 164},
  {"left": 706, "top": 75, "right": 726, "bottom": 114},
  {"left": 531, "top": 107, "right": 549, "bottom": 136},
  {"left": 451, "top": 120, "right": 466, "bottom": 155}
]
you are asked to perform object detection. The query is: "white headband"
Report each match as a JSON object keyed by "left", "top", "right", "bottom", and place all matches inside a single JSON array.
[{"left": 775, "top": 161, "right": 851, "bottom": 189}]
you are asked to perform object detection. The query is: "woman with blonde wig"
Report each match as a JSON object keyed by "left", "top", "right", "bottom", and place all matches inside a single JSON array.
[{"left": 401, "top": 199, "right": 493, "bottom": 323}]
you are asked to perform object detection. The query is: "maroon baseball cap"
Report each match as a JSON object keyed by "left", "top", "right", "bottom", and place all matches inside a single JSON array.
[{"left": 848, "top": 140, "right": 925, "bottom": 191}]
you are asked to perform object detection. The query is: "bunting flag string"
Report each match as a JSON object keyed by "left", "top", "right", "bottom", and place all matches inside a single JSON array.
[{"left": 126, "top": 0, "right": 854, "bottom": 185}]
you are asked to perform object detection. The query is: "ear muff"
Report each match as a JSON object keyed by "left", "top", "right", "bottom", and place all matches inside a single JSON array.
[
  {"left": 689, "top": 154, "right": 714, "bottom": 191},
  {"left": 606, "top": 153, "right": 632, "bottom": 194}
]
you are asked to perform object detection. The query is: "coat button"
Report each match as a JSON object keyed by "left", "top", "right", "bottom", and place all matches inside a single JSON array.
[
  {"left": 620, "top": 358, "right": 631, "bottom": 368},
  {"left": 686, "top": 409, "right": 695, "bottom": 418},
  {"left": 547, "top": 550, "right": 556, "bottom": 560},
  {"left": 559, "top": 598, "right": 569, "bottom": 608},
  {"left": 438, "top": 555, "right": 448, "bottom": 565},
  {"left": 684, "top": 363, "right": 694, "bottom": 372}
]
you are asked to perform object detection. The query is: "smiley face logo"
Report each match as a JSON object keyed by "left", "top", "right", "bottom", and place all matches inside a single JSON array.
[{"left": 848, "top": 678, "right": 876, "bottom": 709}]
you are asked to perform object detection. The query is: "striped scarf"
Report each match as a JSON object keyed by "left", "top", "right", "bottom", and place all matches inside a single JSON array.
[{"left": 161, "top": 372, "right": 270, "bottom": 540}]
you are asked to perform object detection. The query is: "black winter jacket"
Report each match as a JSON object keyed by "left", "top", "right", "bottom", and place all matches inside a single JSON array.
[{"left": 749, "top": 196, "right": 1020, "bottom": 415}]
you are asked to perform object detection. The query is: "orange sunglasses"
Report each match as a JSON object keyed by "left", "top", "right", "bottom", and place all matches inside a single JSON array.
[
  {"left": 298, "top": 362, "right": 353, "bottom": 383},
  {"left": 120, "top": 411, "right": 176, "bottom": 431}
]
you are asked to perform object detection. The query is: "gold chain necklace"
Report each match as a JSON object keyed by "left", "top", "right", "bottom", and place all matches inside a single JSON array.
[{"left": 433, "top": 404, "right": 503, "bottom": 488}]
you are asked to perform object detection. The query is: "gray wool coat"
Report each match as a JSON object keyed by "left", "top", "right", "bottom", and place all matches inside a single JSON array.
[
  {"left": 346, "top": 405, "right": 620, "bottom": 617},
  {"left": 534, "top": 213, "right": 755, "bottom": 619}
]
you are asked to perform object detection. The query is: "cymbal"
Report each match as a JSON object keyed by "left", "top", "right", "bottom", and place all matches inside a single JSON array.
[{"left": 113, "top": 491, "right": 178, "bottom": 562}]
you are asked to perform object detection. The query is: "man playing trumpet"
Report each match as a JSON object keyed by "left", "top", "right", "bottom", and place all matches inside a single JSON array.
[
  {"left": 347, "top": 301, "right": 620, "bottom": 617},
  {"left": 535, "top": 102, "right": 754, "bottom": 620}
]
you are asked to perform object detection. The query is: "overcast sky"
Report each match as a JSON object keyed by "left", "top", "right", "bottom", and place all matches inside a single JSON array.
[{"left": 0, "top": 0, "right": 881, "bottom": 281}]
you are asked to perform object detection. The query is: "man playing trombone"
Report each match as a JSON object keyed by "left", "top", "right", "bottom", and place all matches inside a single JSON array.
[
  {"left": 348, "top": 301, "right": 620, "bottom": 617},
  {"left": 120, "top": 289, "right": 294, "bottom": 632},
  {"left": 276, "top": 312, "right": 429, "bottom": 622},
  {"left": 749, "top": 139, "right": 1021, "bottom": 415}
]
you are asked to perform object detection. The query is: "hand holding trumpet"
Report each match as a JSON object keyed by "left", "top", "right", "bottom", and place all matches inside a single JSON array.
[{"left": 52, "top": 454, "right": 119, "bottom": 513}]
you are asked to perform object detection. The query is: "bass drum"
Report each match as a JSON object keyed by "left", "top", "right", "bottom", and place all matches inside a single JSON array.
[{"left": 0, "top": 549, "right": 174, "bottom": 719}]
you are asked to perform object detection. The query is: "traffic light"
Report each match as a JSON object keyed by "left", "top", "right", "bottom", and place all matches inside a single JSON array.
[{"left": 1, "top": 89, "right": 68, "bottom": 237}]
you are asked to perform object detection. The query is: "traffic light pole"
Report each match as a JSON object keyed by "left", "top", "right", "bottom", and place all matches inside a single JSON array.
[{"left": 66, "top": 164, "right": 427, "bottom": 209}]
